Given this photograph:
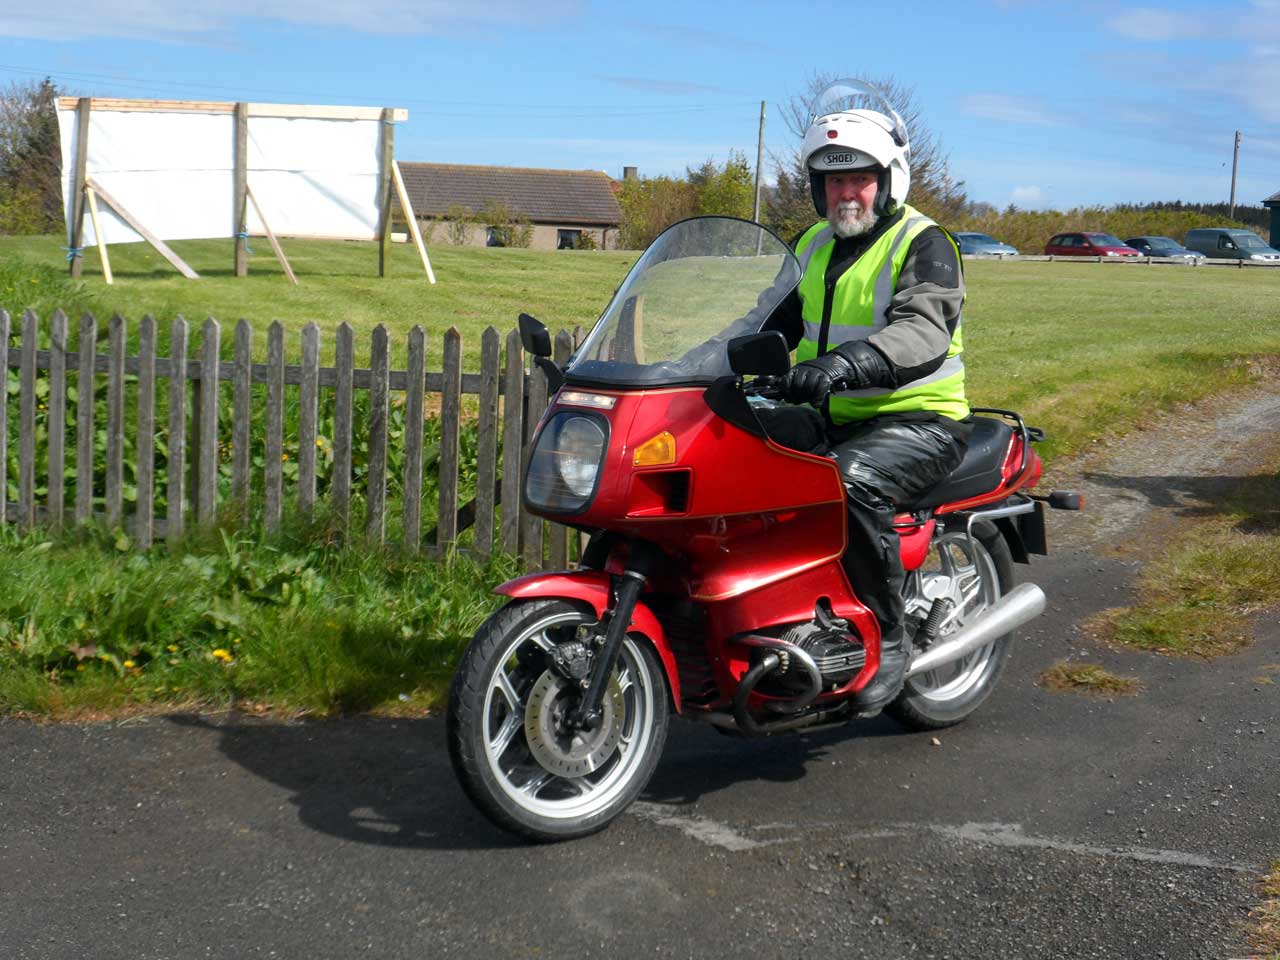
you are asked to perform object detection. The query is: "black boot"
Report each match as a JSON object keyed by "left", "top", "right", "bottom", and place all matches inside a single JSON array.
[{"left": 850, "top": 623, "right": 908, "bottom": 718}]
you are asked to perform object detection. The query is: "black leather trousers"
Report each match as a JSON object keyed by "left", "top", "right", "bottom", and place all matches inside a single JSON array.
[{"left": 827, "top": 413, "right": 969, "bottom": 648}]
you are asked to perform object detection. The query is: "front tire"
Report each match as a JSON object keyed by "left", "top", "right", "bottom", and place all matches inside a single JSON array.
[
  {"left": 447, "top": 599, "right": 669, "bottom": 841},
  {"left": 887, "top": 520, "right": 1014, "bottom": 730}
]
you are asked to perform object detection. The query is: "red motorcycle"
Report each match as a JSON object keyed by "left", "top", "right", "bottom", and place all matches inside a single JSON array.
[{"left": 448, "top": 216, "right": 1080, "bottom": 841}]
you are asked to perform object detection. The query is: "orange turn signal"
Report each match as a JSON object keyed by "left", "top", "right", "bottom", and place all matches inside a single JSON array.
[{"left": 633, "top": 431, "right": 677, "bottom": 467}]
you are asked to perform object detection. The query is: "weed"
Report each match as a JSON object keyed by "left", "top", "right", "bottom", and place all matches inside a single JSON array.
[{"left": 1039, "top": 661, "right": 1140, "bottom": 696}]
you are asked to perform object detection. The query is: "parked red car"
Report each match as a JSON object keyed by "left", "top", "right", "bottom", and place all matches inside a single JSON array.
[{"left": 1044, "top": 232, "right": 1141, "bottom": 257}]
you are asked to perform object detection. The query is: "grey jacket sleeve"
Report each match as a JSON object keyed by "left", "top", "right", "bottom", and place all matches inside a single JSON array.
[{"left": 865, "top": 226, "right": 964, "bottom": 387}]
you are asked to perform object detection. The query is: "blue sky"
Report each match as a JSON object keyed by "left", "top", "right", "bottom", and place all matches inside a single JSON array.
[{"left": 3, "top": 0, "right": 1278, "bottom": 211}]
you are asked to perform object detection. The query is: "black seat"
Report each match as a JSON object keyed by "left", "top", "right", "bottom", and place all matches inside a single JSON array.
[{"left": 907, "top": 416, "right": 1014, "bottom": 510}]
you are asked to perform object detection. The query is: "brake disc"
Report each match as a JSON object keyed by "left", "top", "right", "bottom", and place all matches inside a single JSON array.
[{"left": 524, "top": 670, "right": 625, "bottom": 779}]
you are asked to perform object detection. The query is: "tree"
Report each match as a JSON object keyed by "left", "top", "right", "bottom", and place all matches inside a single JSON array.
[
  {"left": 617, "top": 175, "right": 698, "bottom": 249},
  {"left": 773, "top": 71, "right": 967, "bottom": 227},
  {"left": 0, "top": 78, "right": 63, "bottom": 235},
  {"left": 688, "top": 151, "right": 754, "bottom": 218}
]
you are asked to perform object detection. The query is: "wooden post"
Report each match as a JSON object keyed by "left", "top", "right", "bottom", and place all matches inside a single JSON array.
[
  {"left": 617, "top": 295, "right": 645, "bottom": 363},
  {"left": 547, "top": 329, "right": 574, "bottom": 569},
  {"left": 333, "top": 323, "right": 354, "bottom": 528},
  {"left": 85, "top": 177, "right": 200, "bottom": 280},
  {"left": 166, "top": 317, "right": 188, "bottom": 543},
  {"left": 234, "top": 102, "right": 249, "bottom": 277},
  {"left": 18, "top": 311, "right": 37, "bottom": 530},
  {"left": 196, "top": 317, "right": 220, "bottom": 526},
  {"left": 135, "top": 316, "right": 156, "bottom": 549},
  {"left": 437, "top": 327, "right": 463, "bottom": 552},
  {"left": 297, "top": 323, "right": 320, "bottom": 514},
  {"left": 68, "top": 99, "right": 91, "bottom": 279},
  {"left": 105, "top": 314, "right": 126, "bottom": 527},
  {"left": 47, "top": 311, "right": 68, "bottom": 533},
  {"left": 521, "top": 360, "right": 549, "bottom": 570},
  {"left": 391, "top": 160, "right": 436, "bottom": 283},
  {"left": 74, "top": 313, "right": 96, "bottom": 526},
  {"left": 246, "top": 186, "right": 298, "bottom": 285},
  {"left": 402, "top": 326, "right": 427, "bottom": 553},
  {"left": 499, "top": 331, "right": 524, "bottom": 555},
  {"left": 231, "top": 319, "right": 252, "bottom": 511},
  {"left": 264, "top": 322, "right": 285, "bottom": 532},
  {"left": 366, "top": 325, "right": 390, "bottom": 543},
  {"left": 474, "top": 327, "right": 500, "bottom": 555},
  {"left": 84, "top": 187, "right": 113, "bottom": 284},
  {"left": 377, "top": 107, "right": 395, "bottom": 277},
  {"left": 0, "top": 310, "right": 8, "bottom": 523}
]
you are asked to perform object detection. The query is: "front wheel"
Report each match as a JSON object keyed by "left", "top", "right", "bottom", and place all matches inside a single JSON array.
[
  {"left": 447, "top": 599, "right": 669, "bottom": 841},
  {"left": 887, "top": 520, "right": 1014, "bottom": 730}
]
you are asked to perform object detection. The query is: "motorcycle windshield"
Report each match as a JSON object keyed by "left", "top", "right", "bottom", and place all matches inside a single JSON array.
[{"left": 565, "top": 217, "right": 801, "bottom": 387}]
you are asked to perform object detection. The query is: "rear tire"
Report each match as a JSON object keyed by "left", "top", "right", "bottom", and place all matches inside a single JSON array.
[
  {"left": 447, "top": 599, "right": 669, "bottom": 842},
  {"left": 887, "top": 520, "right": 1014, "bottom": 730}
]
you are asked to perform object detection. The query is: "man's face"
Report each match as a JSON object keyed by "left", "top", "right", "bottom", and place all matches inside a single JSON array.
[{"left": 825, "top": 170, "right": 879, "bottom": 238}]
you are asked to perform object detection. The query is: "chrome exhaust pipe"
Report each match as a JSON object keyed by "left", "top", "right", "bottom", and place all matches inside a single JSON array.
[{"left": 904, "top": 582, "right": 1045, "bottom": 680}]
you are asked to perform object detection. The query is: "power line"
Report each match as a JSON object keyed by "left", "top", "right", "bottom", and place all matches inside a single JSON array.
[{"left": 0, "top": 62, "right": 756, "bottom": 117}]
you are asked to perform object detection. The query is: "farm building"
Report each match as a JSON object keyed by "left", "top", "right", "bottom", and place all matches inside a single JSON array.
[
  {"left": 395, "top": 162, "right": 625, "bottom": 250},
  {"left": 1265, "top": 190, "right": 1280, "bottom": 249}
]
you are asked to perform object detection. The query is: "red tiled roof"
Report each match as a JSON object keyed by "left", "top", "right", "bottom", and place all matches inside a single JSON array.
[{"left": 397, "top": 162, "right": 622, "bottom": 226}]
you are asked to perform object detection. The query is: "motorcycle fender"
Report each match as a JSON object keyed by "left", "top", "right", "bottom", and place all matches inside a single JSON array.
[{"left": 494, "top": 571, "right": 683, "bottom": 712}]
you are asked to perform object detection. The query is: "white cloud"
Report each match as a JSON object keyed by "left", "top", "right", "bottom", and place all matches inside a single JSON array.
[
  {"left": 0, "top": 0, "right": 585, "bottom": 40},
  {"left": 1106, "top": 9, "right": 1206, "bottom": 41},
  {"left": 958, "top": 94, "right": 1070, "bottom": 127},
  {"left": 1010, "top": 186, "right": 1046, "bottom": 208}
]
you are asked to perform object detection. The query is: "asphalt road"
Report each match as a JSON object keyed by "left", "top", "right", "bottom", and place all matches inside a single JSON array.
[{"left": 2, "top": 533, "right": 1277, "bottom": 960}]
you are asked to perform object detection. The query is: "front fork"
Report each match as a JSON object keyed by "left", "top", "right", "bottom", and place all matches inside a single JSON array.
[{"left": 568, "top": 540, "right": 662, "bottom": 731}]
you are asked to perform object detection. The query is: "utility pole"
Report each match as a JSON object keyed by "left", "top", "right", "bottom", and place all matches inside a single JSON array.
[
  {"left": 1229, "top": 130, "right": 1242, "bottom": 220},
  {"left": 752, "top": 100, "right": 766, "bottom": 223}
]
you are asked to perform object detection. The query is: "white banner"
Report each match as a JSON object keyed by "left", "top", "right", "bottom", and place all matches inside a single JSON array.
[{"left": 58, "top": 100, "right": 399, "bottom": 247}]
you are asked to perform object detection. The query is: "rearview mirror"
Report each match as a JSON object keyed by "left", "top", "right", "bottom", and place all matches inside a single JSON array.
[
  {"left": 518, "top": 313, "right": 552, "bottom": 358},
  {"left": 728, "top": 332, "right": 790, "bottom": 376}
]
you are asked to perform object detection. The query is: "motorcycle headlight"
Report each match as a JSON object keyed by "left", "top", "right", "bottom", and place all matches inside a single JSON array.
[{"left": 524, "top": 412, "right": 608, "bottom": 514}]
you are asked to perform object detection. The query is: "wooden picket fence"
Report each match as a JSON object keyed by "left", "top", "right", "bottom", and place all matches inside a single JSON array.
[{"left": 1, "top": 307, "right": 579, "bottom": 569}]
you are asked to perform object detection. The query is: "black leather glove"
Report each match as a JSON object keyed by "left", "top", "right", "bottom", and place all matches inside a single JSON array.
[
  {"left": 783, "top": 351, "right": 855, "bottom": 405},
  {"left": 783, "top": 341, "right": 895, "bottom": 405}
]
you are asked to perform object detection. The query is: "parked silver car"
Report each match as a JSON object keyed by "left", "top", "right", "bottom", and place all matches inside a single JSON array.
[{"left": 953, "top": 231, "right": 1019, "bottom": 256}]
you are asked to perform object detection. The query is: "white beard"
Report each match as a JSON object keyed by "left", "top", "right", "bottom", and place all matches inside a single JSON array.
[{"left": 829, "top": 200, "right": 877, "bottom": 238}]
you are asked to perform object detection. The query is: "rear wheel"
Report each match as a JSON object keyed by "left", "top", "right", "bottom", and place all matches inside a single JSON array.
[
  {"left": 888, "top": 520, "right": 1014, "bottom": 730},
  {"left": 447, "top": 599, "right": 669, "bottom": 841}
]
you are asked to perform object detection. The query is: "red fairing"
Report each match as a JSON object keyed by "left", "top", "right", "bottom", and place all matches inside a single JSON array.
[
  {"left": 494, "top": 571, "right": 683, "bottom": 710},
  {"left": 559, "top": 388, "right": 849, "bottom": 601}
]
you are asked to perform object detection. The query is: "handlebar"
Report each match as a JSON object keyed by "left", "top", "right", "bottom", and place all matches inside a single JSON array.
[{"left": 743, "top": 375, "right": 786, "bottom": 400}]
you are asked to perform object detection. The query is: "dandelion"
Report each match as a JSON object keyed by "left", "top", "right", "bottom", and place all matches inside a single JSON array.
[
  {"left": 212, "top": 648, "right": 233, "bottom": 663},
  {"left": 123, "top": 659, "right": 135, "bottom": 668},
  {"left": 282, "top": 453, "right": 289, "bottom": 462},
  {"left": 167, "top": 644, "right": 178, "bottom": 653}
]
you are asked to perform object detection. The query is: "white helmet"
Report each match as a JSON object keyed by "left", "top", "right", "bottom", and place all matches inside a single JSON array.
[{"left": 800, "top": 79, "right": 911, "bottom": 219}]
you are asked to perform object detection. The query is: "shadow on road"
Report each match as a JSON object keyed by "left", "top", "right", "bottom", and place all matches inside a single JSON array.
[
  {"left": 170, "top": 710, "right": 904, "bottom": 849},
  {"left": 1083, "top": 470, "right": 1280, "bottom": 530}
]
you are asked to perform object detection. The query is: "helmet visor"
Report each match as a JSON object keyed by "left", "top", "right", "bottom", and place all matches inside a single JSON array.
[{"left": 810, "top": 78, "right": 909, "bottom": 152}]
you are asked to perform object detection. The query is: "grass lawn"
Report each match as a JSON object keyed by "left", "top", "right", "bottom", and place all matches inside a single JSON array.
[
  {"left": 0, "top": 234, "right": 635, "bottom": 365},
  {"left": 6, "top": 236, "right": 1280, "bottom": 455},
  {"left": 4, "top": 236, "right": 1280, "bottom": 717}
]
